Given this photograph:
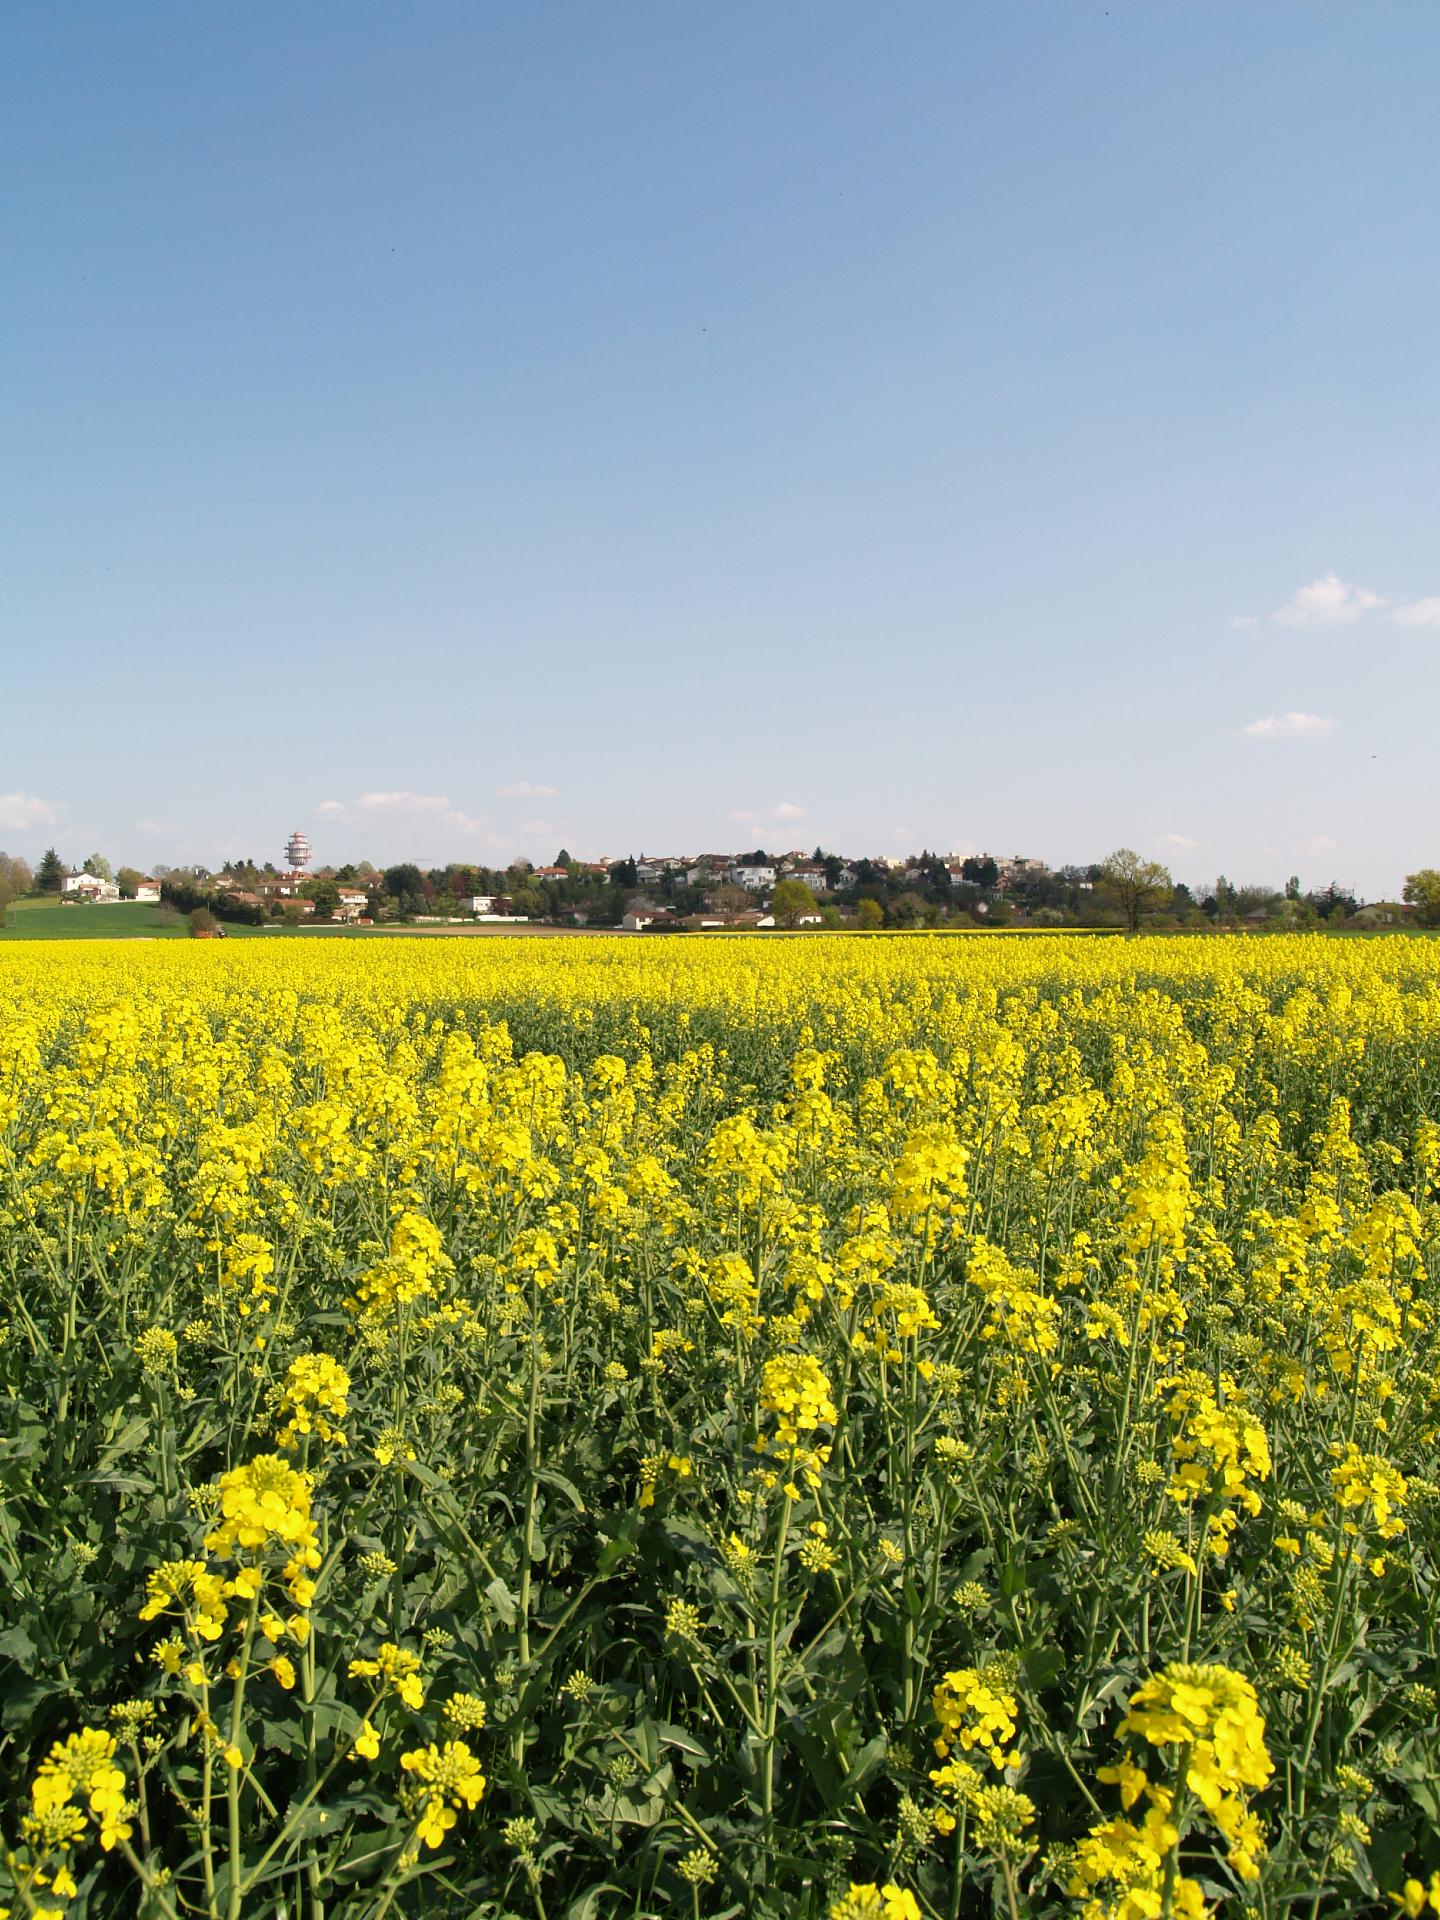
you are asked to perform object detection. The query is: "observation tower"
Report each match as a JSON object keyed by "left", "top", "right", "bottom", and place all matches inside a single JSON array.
[{"left": 285, "top": 829, "right": 312, "bottom": 875}]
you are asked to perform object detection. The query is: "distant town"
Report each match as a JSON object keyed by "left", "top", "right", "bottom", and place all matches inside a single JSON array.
[{"left": 2, "top": 831, "right": 1426, "bottom": 934}]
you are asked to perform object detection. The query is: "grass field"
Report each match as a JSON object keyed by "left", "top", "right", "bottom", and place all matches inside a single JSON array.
[
  {"left": 0, "top": 898, "right": 190, "bottom": 939},
  {"left": 0, "top": 898, "right": 275, "bottom": 940},
  {"left": 1, "top": 934, "right": 1438, "bottom": 1919}
]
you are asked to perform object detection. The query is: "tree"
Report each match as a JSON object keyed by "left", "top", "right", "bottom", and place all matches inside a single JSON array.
[
  {"left": 856, "top": 897, "right": 885, "bottom": 930},
  {"left": 35, "top": 848, "right": 65, "bottom": 894},
  {"left": 1403, "top": 869, "right": 1440, "bottom": 927},
  {"left": 554, "top": 849, "right": 574, "bottom": 868},
  {"left": 1101, "top": 848, "right": 1173, "bottom": 934},
  {"left": 188, "top": 907, "right": 220, "bottom": 937},
  {"left": 889, "top": 891, "right": 932, "bottom": 928},
  {"left": 83, "top": 853, "right": 113, "bottom": 881},
  {"left": 0, "top": 852, "right": 34, "bottom": 926},
  {"left": 961, "top": 855, "right": 999, "bottom": 890},
  {"left": 116, "top": 866, "right": 144, "bottom": 898},
  {"left": 303, "top": 877, "right": 341, "bottom": 918},
  {"left": 771, "top": 879, "right": 817, "bottom": 928},
  {"left": 710, "top": 883, "right": 749, "bottom": 919}
]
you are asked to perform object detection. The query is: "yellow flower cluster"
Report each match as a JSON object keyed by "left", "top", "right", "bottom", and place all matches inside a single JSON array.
[
  {"left": 205, "top": 1454, "right": 322, "bottom": 1612},
  {"left": 757, "top": 1353, "right": 837, "bottom": 1448},
  {"left": 1396, "top": 1872, "right": 1440, "bottom": 1916},
  {"left": 11, "top": 1727, "right": 132, "bottom": 1915},
  {"left": 930, "top": 1668, "right": 1020, "bottom": 1773},
  {"left": 1164, "top": 1377, "right": 1271, "bottom": 1553},
  {"left": 350, "top": 1641, "right": 426, "bottom": 1711},
  {"left": 275, "top": 1351, "right": 351, "bottom": 1450},
  {"left": 827, "top": 1884, "right": 921, "bottom": 1920},
  {"left": 1111, "top": 1663, "right": 1272, "bottom": 1878},
  {"left": 1331, "top": 1442, "right": 1408, "bottom": 1540},
  {"left": 138, "top": 1557, "right": 229, "bottom": 1640},
  {"left": 398, "top": 1740, "right": 486, "bottom": 1849}
]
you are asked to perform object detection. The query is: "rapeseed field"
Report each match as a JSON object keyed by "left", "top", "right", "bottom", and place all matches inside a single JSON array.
[{"left": 1, "top": 935, "right": 1437, "bottom": 1919}]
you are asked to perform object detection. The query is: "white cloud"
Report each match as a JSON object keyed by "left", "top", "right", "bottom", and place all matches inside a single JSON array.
[
  {"left": 499, "top": 781, "right": 558, "bottom": 799},
  {"left": 1159, "top": 833, "right": 1200, "bottom": 851},
  {"left": 730, "top": 801, "right": 807, "bottom": 825},
  {"left": 1294, "top": 834, "right": 1339, "bottom": 856},
  {"left": 316, "top": 791, "right": 494, "bottom": 838},
  {"left": 1239, "top": 711, "right": 1337, "bottom": 740},
  {"left": 1393, "top": 596, "right": 1440, "bottom": 629},
  {"left": 354, "top": 791, "right": 452, "bottom": 814},
  {"left": 0, "top": 791, "right": 62, "bottom": 832},
  {"left": 134, "top": 816, "right": 176, "bottom": 835},
  {"left": 1229, "top": 614, "right": 1260, "bottom": 631},
  {"left": 517, "top": 817, "right": 557, "bottom": 837},
  {"left": 1273, "top": 573, "right": 1385, "bottom": 627}
]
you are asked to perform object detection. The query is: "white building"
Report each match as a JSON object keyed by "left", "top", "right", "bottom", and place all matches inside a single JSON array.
[
  {"left": 464, "top": 895, "right": 498, "bottom": 915},
  {"left": 733, "top": 865, "right": 776, "bottom": 893},
  {"left": 134, "top": 881, "right": 161, "bottom": 902},
  {"left": 62, "top": 873, "right": 119, "bottom": 902}
]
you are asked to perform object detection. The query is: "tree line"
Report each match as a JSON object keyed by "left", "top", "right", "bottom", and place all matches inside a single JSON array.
[{"left": 0, "top": 841, "right": 1426, "bottom": 934}]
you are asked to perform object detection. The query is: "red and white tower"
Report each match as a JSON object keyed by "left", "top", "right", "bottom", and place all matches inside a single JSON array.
[{"left": 285, "top": 829, "right": 312, "bottom": 874}]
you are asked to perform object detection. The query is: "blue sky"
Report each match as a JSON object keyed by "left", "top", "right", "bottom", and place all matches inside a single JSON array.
[{"left": 4, "top": 2, "right": 1437, "bottom": 894}]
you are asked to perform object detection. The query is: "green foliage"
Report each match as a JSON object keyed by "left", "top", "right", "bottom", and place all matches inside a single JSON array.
[
  {"left": 772, "top": 879, "right": 818, "bottom": 927},
  {"left": 1100, "top": 848, "right": 1174, "bottom": 933},
  {"left": 1403, "top": 869, "right": 1440, "bottom": 927}
]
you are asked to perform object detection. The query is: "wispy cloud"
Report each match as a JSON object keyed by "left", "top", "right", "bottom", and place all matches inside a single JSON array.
[
  {"left": 1159, "top": 833, "right": 1200, "bottom": 851},
  {"left": 135, "top": 816, "right": 177, "bottom": 835},
  {"left": 1294, "top": 834, "right": 1339, "bottom": 856},
  {"left": 1273, "top": 573, "right": 1385, "bottom": 627},
  {"left": 1393, "top": 595, "right": 1440, "bottom": 629},
  {"left": 517, "top": 817, "right": 557, "bottom": 837},
  {"left": 1239, "top": 712, "right": 1336, "bottom": 740},
  {"left": 353, "top": 791, "right": 453, "bottom": 815},
  {"left": 1229, "top": 614, "right": 1260, "bottom": 631},
  {"left": 499, "top": 781, "right": 559, "bottom": 799},
  {"left": 0, "top": 791, "right": 62, "bottom": 832},
  {"left": 730, "top": 801, "right": 806, "bottom": 825},
  {"left": 315, "top": 792, "right": 493, "bottom": 836}
]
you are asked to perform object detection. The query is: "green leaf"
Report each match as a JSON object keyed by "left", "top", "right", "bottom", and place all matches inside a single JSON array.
[
  {"left": 537, "top": 1466, "right": 586, "bottom": 1511},
  {"left": 0, "top": 1625, "right": 39, "bottom": 1668},
  {"left": 486, "top": 1575, "right": 519, "bottom": 1626},
  {"left": 654, "top": 1721, "right": 713, "bottom": 1766}
]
